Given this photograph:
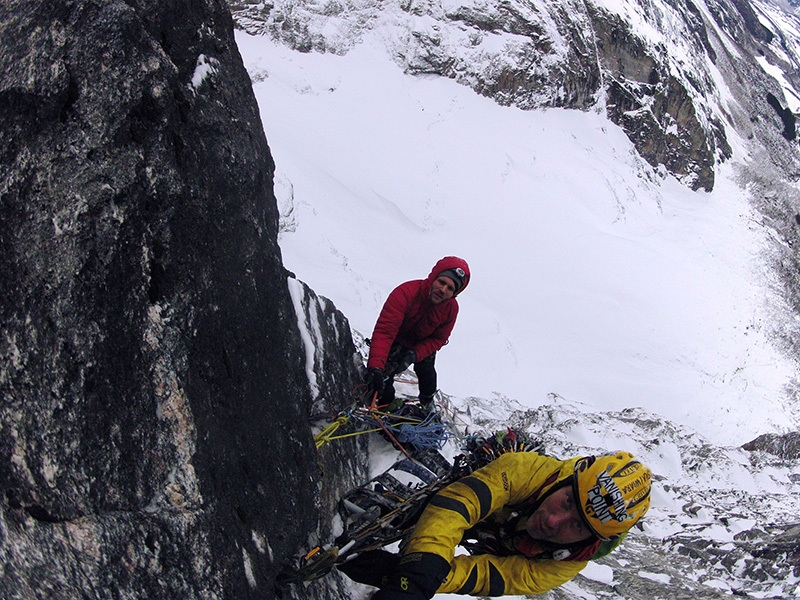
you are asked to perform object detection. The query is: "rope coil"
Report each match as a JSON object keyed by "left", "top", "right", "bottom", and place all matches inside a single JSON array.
[{"left": 313, "top": 389, "right": 455, "bottom": 453}]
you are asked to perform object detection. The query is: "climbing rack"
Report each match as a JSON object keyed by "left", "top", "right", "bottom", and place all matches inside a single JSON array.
[
  {"left": 278, "top": 426, "right": 541, "bottom": 585},
  {"left": 277, "top": 458, "right": 457, "bottom": 584}
]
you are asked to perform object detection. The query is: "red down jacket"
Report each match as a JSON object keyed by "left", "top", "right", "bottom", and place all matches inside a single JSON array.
[{"left": 367, "top": 256, "right": 470, "bottom": 371}]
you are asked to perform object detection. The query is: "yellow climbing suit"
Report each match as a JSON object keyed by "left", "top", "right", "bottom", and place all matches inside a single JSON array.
[{"left": 404, "top": 451, "right": 593, "bottom": 596}]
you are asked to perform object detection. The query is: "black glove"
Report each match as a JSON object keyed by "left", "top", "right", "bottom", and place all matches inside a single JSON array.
[
  {"left": 366, "top": 368, "right": 385, "bottom": 395},
  {"left": 371, "top": 552, "right": 450, "bottom": 600},
  {"left": 337, "top": 549, "right": 400, "bottom": 588}
]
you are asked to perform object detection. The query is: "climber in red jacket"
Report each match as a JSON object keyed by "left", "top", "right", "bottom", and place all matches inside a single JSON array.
[{"left": 365, "top": 256, "right": 470, "bottom": 409}]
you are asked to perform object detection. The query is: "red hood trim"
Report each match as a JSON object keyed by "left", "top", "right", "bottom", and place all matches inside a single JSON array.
[{"left": 426, "top": 256, "right": 470, "bottom": 295}]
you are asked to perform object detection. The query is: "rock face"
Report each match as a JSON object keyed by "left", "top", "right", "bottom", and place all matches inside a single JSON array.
[
  {"left": 743, "top": 431, "right": 800, "bottom": 461},
  {"left": 0, "top": 1, "right": 362, "bottom": 597}
]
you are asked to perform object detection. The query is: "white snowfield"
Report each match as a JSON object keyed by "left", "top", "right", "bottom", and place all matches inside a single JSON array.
[
  {"left": 237, "top": 30, "right": 798, "bottom": 447},
  {"left": 234, "top": 14, "right": 800, "bottom": 597}
]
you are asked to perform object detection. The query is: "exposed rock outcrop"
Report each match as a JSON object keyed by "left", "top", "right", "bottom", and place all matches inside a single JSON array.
[
  {"left": 0, "top": 1, "right": 362, "bottom": 597},
  {"left": 743, "top": 430, "right": 800, "bottom": 460}
]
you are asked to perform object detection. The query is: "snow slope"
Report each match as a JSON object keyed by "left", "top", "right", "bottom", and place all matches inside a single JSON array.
[{"left": 237, "top": 30, "right": 798, "bottom": 447}]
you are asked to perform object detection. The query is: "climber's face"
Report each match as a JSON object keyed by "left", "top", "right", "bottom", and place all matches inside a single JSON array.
[
  {"left": 525, "top": 486, "right": 593, "bottom": 545},
  {"left": 430, "top": 276, "right": 456, "bottom": 305}
]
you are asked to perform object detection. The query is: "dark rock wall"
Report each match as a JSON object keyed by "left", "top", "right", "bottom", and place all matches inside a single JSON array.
[
  {"left": 589, "top": 5, "right": 728, "bottom": 192},
  {"left": 0, "top": 1, "right": 362, "bottom": 597},
  {"left": 279, "top": 278, "right": 372, "bottom": 600},
  {"left": 743, "top": 431, "right": 800, "bottom": 461}
]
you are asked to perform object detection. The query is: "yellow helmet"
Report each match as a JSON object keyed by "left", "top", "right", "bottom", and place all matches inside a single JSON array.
[{"left": 572, "top": 451, "right": 652, "bottom": 540}]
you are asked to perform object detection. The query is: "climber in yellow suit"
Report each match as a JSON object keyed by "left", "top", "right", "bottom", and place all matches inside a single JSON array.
[{"left": 339, "top": 450, "right": 652, "bottom": 598}]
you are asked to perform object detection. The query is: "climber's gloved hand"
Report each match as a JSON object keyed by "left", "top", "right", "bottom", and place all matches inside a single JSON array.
[
  {"left": 370, "top": 552, "right": 450, "bottom": 600},
  {"left": 337, "top": 549, "right": 400, "bottom": 588},
  {"left": 366, "top": 368, "right": 385, "bottom": 396}
]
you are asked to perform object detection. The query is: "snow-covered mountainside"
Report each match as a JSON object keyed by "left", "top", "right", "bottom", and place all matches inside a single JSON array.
[
  {"left": 232, "top": 0, "right": 800, "bottom": 379},
  {"left": 230, "top": 0, "right": 800, "bottom": 426},
  {"left": 228, "top": 0, "right": 800, "bottom": 597},
  {"left": 231, "top": 0, "right": 800, "bottom": 191}
]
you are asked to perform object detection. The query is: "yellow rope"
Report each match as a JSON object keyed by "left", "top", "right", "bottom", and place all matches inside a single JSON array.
[
  {"left": 315, "top": 427, "right": 383, "bottom": 447},
  {"left": 313, "top": 415, "right": 350, "bottom": 448},
  {"left": 314, "top": 412, "right": 392, "bottom": 448},
  {"left": 313, "top": 403, "right": 429, "bottom": 449}
]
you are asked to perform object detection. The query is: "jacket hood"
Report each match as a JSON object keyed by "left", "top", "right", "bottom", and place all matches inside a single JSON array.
[{"left": 427, "top": 256, "right": 471, "bottom": 295}]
